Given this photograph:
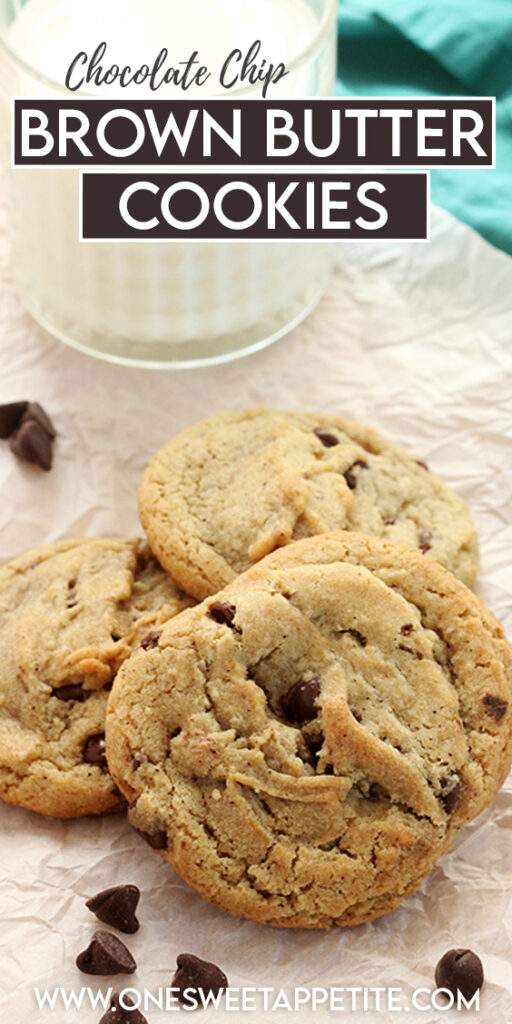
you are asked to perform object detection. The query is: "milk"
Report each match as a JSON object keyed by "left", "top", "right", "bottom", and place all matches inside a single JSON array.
[
  {"left": 7, "top": 0, "right": 320, "bottom": 95},
  {"left": 1, "top": 0, "right": 336, "bottom": 365}
]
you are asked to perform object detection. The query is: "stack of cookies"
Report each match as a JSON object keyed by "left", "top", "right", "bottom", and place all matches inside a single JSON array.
[{"left": 1, "top": 409, "right": 511, "bottom": 929}]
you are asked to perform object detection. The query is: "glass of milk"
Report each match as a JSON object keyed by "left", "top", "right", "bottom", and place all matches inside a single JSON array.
[{"left": 0, "top": 0, "right": 337, "bottom": 367}]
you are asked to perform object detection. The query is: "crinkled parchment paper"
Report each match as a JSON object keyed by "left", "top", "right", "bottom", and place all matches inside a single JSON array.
[{"left": 0, "top": 205, "right": 511, "bottom": 1024}]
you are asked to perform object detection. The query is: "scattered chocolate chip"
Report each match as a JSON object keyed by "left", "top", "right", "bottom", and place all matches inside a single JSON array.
[
  {"left": 24, "top": 401, "right": 56, "bottom": 439},
  {"left": 208, "top": 601, "right": 236, "bottom": 627},
  {"left": 172, "top": 953, "right": 227, "bottom": 1006},
  {"left": 140, "top": 630, "right": 161, "bottom": 650},
  {"left": 435, "top": 949, "right": 484, "bottom": 1001},
  {"left": 5, "top": 401, "right": 56, "bottom": 470},
  {"left": 313, "top": 426, "right": 339, "bottom": 448},
  {"left": 439, "top": 776, "right": 461, "bottom": 814},
  {"left": 483, "top": 694, "right": 508, "bottom": 722},
  {"left": 9, "top": 419, "right": 53, "bottom": 470},
  {"left": 76, "top": 930, "right": 136, "bottom": 975},
  {"left": 0, "top": 401, "right": 28, "bottom": 438},
  {"left": 400, "top": 623, "right": 414, "bottom": 636},
  {"left": 99, "top": 993, "right": 148, "bottom": 1024},
  {"left": 51, "top": 684, "right": 88, "bottom": 702},
  {"left": 84, "top": 733, "right": 107, "bottom": 767},
  {"left": 419, "top": 530, "right": 433, "bottom": 553},
  {"left": 416, "top": 459, "right": 429, "bottom": 471},
  {"left": 133, "top": 826, "right": 167, "bottom": 850},
  {"left": 280, "top": 678, "right": 320, "bottom": 723},
  {"left": 86, "top": 885, "right": 140, "bottom": 934},
  {"left": 343, "top": 460, "right": 368, "bottom": 490},
  {"left": 132, "top": 753, "right": 148, "bottom": 771}
]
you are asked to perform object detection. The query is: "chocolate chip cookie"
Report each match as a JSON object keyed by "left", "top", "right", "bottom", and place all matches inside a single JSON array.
[
  {"left": 0, "top": 538, "right": 193, "bottom": 818},
  {"left": 106, "top": 533, "right": 511, "bottom": 929},
  {"left": 138, "top": 409, "right": 479, "bottom": 600}
]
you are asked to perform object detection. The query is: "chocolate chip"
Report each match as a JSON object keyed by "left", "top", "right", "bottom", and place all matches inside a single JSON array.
[
  {"left": 483, "top": 694, "right": 508, "bottom": 722},
  {"left": 84, "top": 733, "right": 107, "bottom": 767},
  {"left": 132, "top": 753, "right": 148, "bottom": 771},
  {"left": 76, "top": 931, "right": 136, "bottom": 975},
  {"left": 140, "top": 630, "right": 161, "bottom": 650},
  {"left": 99, "top": 993, "right": 148, "bottom": 1024},
  {"left": 280, "top": 678, "right": 320, "bottom": 722},
  {"left": 369, "top": 782, "right": 388, "bottom": 800},
  {"left": 0, "top": 401, "right": 28, "bottom": 438},
  {"left": 172, "top": 953, "right": 227, "bottom": 1006},
  {"left": 134, "top": 826, "right": 167, "bottom": 850},
  {"left": 439, "top": 776, "right": 461, "bottom": 814},
  {"left": 419, "top": 530, "right": 432, "bottom": 553},
  {"left": 400, "top": 624, "right": 414, "bottom": 636},
  {"left": 208, "top": 601, "right": 236, "bottom": 627},
  {"left": 9, "top": 419, "right": 53, "bottom": 470},
  {"left": 343, "top": 460, "right": 368, "bottom": 490},
  {"left": 434, "top": 949, "right": 484, "bottom": 1001},
  {"left": 306, "top": 731, "right": 324, "bottom": 756},
  {"left": 313, "top": 426, "right": 339, "bottom": 448},
  {"left": 23, "top": 401, "right": 56, "bottom": 439},
  {"left": 66, "top": 578, "right": 78, "bottom": 608},
  {"left": 7, "top": 401, "right": 55, "bottom": 469},
  {"left": 86, "top": 885, "right": 140, "bottom": 934},
  {"left": 52, "top": 684, "right": 88, "bottom": 702}
]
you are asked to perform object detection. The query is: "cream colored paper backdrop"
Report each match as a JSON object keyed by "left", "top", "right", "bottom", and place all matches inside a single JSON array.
[{"left": 0, "top": 204, "right": 511, "bottom": 1022}]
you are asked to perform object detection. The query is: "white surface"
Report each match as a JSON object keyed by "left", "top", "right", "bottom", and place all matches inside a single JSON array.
[{"left": 0, "top": 204, "right": 511, "bottom": 1023}]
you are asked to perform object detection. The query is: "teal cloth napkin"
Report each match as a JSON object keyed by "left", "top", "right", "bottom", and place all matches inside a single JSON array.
[{"left": 337, "top": 0, "right": 512, "bottom": 254}]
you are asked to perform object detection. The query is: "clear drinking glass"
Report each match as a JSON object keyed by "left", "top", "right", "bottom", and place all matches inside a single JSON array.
[{"left": 0, "top": 0, "right": 337, "bottom": 368}]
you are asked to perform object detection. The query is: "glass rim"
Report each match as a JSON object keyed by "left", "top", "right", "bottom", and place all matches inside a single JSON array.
[{"left": 0, "top": 0, "right": 338, "bottom": 98}]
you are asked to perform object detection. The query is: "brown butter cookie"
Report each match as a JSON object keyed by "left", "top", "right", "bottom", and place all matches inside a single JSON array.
[
  {"left": 0, "top": 538, "right": 193, "bottom": 818},
  {"left": 138, "top": 409, "right": 479, "bottom": 600},
  {"left": 105, "top": 533, "right": 510, "bottom": 929}
]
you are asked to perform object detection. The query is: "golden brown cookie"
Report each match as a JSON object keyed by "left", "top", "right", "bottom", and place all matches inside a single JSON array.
[
  {"left": 0, "top": 538, "right": 193, "bottom": 818},
  {"left": 138, "top": 409, "right": 479, "bottom": 600},
  {"left": 106, "top": 533, "right": 511, "bottom": 929}
]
